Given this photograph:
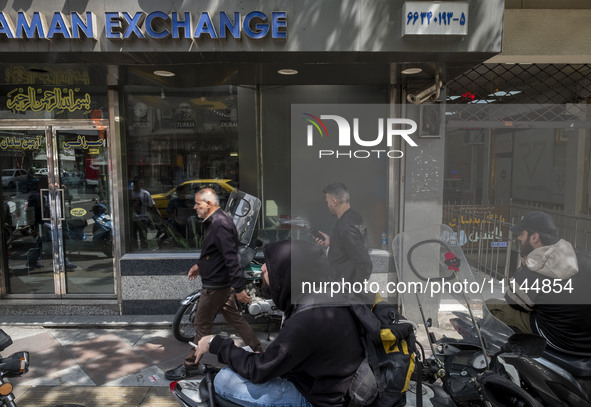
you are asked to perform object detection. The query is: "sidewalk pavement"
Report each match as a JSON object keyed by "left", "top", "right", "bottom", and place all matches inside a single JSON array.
[
  {"left": 0, "top": 316, "right": 277, "bottom": 407},
  {"left": 1, "top": 314, "right": 458, "bottom": 407}
]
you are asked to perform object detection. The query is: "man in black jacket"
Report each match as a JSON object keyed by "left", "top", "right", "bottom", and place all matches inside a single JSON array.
[
  {"left": 313, "top": 183, "right": 373, "bottom": 302},
  {"left": 165, "top": 188, "right": 262, "bottom": 381},
  {"left": 486, "top": 211, "right": 591, "bottom": 356},
  {"left": 193, "top": 240, "right": 365, "bottom": 407},
  {"left": 314, "top": 183, "right": 372, "bottom": 281}
]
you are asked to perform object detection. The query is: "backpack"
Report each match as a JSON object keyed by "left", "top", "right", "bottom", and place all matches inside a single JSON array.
[{"left": 348, "top": 298, "right": 418, "bottom": 407}]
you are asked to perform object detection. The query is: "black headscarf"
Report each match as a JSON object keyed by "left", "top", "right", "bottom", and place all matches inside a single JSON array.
[{"left": 263, "top": 239, "right": 330, "bottom": 314}]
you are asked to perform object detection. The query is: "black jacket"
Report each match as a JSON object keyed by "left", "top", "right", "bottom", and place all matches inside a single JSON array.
[
  {"left": 210, "top": 240, "right": 365, "bottom": 407},
  {"left": 197, "top": 208, "right": 244, "bottom": 292},
  {"left": 328, "top": 208, "right": 373, "bottom": 282},
  {"left": 506, "top": 242, "right": 591, "bottom": 356}
]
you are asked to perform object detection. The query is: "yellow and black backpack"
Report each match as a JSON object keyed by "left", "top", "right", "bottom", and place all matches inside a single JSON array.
[{"left": 348, "top": 299, "right": 418, "bottom": 407}]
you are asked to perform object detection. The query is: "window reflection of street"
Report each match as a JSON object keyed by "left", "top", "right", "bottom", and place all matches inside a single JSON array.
[{"left": 5, "top": 185, "right": 114, "bottom": 295}]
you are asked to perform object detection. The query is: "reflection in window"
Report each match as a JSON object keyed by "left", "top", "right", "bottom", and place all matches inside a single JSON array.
[{"left": 124, "top": 86, "right": 239, "bottom": 252}]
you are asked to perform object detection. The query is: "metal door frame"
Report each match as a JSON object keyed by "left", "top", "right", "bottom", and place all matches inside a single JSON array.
[{"left": 0, "top": 119, "right": 115, "bottom": 299}]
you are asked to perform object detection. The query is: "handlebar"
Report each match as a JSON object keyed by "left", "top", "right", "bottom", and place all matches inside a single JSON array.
[{"left": 406, "top": 239, "right": 459, "bottom": 282}]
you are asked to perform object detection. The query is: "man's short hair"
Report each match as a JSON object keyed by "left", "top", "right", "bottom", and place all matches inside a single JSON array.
[
  {"left": 323, "top": 183, "right": 350, "bottom": 203},
  {"left": 197, "top": 188, "right": 220, "bottom": 206}
]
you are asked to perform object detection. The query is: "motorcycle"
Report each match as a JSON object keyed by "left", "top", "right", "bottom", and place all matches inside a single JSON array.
[
  {"left": 0, "top": 329, "right": 30, "bottom": 407},
  {"left": 168, "top": 225, "right": 545, "bottom": 407},
  {"left": 91, "top": 202, "right": 113, "bottom": 257},
  {"left": 172, "top": 190, "right": 282, "bottom": 343},
  {"left": 393, "top": 225, "right": 591, "bottom": 407},
  {"left": 170, "top": 364, "right": 241, "bottom": 407}
]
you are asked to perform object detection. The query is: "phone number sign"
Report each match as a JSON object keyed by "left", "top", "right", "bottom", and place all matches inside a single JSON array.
[{"left": 402, "top": 1, "right": 468, "bottom": 36}]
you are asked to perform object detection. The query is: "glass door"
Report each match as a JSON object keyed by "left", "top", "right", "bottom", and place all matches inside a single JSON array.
[
  {"left": 1, "top": 129, "right": 53, "bottom": 294},
  {"left": 1, "top": 126, "right": 114, "bottom": 297}
]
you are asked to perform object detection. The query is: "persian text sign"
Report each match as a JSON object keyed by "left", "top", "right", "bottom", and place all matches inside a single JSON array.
[
  {"left": 402, "top": 1, "right": 468, "bottom": 36},
  {"left": 7, "top": 87, "right": 91, "bottom": 113},
  {"left": 0, "top": 135, "right": 43, "bottom": 150}
]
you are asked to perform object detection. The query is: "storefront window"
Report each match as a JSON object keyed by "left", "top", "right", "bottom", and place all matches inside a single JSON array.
[
  {"left": 443, "top": 130, "right": 486, "bottom": 204},
  {"left": 259, "top": 85, "right": 389, "bottom": 248},
  {"left": 124, "top": 86, "right": 239, "bottom": 252}
]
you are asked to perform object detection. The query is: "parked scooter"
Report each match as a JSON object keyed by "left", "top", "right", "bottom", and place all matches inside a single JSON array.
[
  {"left": 448, "top": 313, "right": 591, "bottom": 406},
  {"left": 91, "top": 202, "right": 112, "bottom": 257},
  {"left": 393, "top": 225, "right": 591, "bottom": 407},
  {"left": 0, "top": 329, "right": 29, "bottom": 407},
  {"left": 172, "top": 190, "right": 282, "bottom": 343}
]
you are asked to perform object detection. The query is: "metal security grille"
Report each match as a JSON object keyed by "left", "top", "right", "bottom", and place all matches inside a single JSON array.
[
  {"left": 442, "top": 63, "right": 591, "bottom": 280},
  {"left": 446, "top": 63, "right": 591, "bottom": 105}
]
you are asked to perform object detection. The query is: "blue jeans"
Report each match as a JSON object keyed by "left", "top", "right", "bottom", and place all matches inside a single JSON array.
[{"left": 214, "top": 368, "right": 313, "bottom": 407}]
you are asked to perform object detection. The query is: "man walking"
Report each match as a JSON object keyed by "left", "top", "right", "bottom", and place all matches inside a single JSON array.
[
  {"left": 314, "top": 183, "right": 373, "bottom": 285},
  {"left": 165, "top": 188, "right": 262, "bottom": 380},
  {"left": 130, "top": 178, "right": 159, "bottom": 250}
]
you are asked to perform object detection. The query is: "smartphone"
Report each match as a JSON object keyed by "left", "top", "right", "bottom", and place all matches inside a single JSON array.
[{"left": 309, "top": 228, "right": 325, "bottom": 242}]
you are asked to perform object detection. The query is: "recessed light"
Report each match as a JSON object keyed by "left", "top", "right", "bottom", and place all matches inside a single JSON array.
[
  {"left": 153, "top": 70, "right": 175, "bottom": 77},
  {"left": 278, "top": 69, "right": 298, "bottom": 75},
  {"left": 401, "top": 67, "right": 422, "bottom": 75}
]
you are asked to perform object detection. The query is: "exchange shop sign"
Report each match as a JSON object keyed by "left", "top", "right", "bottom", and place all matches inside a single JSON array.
[{"left": 0, "top": 10, "right": 287, "bottom": 40}]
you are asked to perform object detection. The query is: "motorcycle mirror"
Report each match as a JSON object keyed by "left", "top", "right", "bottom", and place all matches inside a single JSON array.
[
  {"left": 250, "top": 238, "right": 263, "bottom": 250},
  {"left": 502, "top": 333, "right": 546, "bottom": 358},
  {"left": 0, "top": 329, "right": 13, "bottom": 352}
]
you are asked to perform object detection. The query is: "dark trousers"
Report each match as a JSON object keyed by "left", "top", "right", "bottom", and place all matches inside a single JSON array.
[
  {"left": 184, "top": 287, "right": 262, "bottom": 369},
  {"left": 131, "top": 219, "right": 149, "bottom": 249}
]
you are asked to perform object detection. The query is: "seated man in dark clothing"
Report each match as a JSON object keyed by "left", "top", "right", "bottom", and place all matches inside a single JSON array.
[
  {"left": 487, "top": 211, "right": 591, "bottom": 356},
  {"left": 193, "top": 240, "right": 365, "bottom": 407}
]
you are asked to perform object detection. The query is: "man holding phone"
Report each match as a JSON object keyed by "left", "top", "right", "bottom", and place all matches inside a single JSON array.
[{"left": 313, "top": 183, "right": 373, "bottom": 289}]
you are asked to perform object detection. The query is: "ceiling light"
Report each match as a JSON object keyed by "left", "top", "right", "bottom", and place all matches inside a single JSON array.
[
  {"left": 278, "top": 69, "right": 298, "bottom": 75},
  {"left": 401, "top": 67, "right": 422, "bottom": 75},
  {"left": 153, "top": 70, "right": 175, "bottom": 77}
]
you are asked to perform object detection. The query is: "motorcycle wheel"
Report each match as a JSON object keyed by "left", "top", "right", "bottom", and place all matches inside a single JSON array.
[{"left": 172, "top": 299, "right": 198, "bottom": 342}]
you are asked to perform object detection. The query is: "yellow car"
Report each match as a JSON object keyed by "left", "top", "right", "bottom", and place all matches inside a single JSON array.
[{"left": 152, "top": 179, "right": 236, "bottom": 219}]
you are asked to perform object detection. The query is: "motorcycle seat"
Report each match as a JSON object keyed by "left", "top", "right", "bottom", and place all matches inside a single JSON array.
[
  {"left": 199, "top": 373, "right": 243, "bottom": 407},
  {"left": 214, "top": 395, "right": 243, "bottom": 407},
  {"left": 542, "top": 349, "right": 591, "bottom": 377}
]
